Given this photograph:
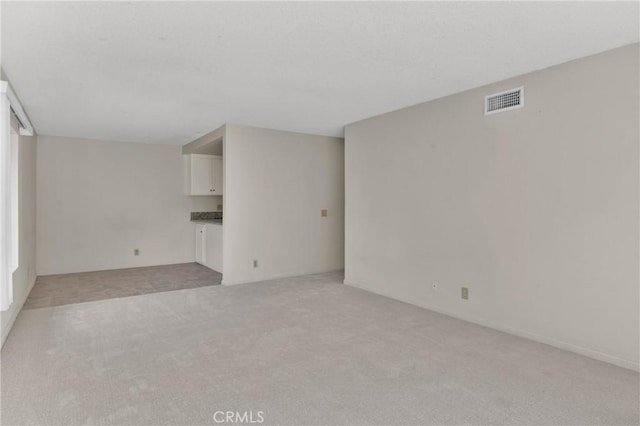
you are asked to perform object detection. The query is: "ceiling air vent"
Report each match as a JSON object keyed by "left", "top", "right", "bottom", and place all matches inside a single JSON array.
[{"left": 484, "top": 86, "right": 524, "bottom": 115}]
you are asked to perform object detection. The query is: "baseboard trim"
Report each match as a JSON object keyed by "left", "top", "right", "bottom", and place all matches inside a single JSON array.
[
  {"left": 343, "top": 279, "right": 639, "bottom": 372},
  {"left": 1, "top": 273, "right": 37, "bottom": 349},
  {"left": 222, "top": 268, "right": 344, "bottom": 286},
  {"left": 37, "top": 261, "right": 199, "bottom": 277}
]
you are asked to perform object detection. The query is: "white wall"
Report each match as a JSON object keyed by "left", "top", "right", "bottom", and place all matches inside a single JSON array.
[
  {"left": 37, "top": 136, "right": 217, "bottom": 275},
  {"left": 222, "top": 124, "right": 344, "bottom": 285},
  {"left": 1, "top": 120, "right": 37, "bottom": 345},
  {"left": 344, "top": 44, "right": 639, "bottom": 371}
]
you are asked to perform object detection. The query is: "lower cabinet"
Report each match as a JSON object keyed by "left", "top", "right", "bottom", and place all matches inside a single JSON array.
[
  {"left": 195, "top": 224, "right": 206, "bottom": 265},
  {"left": 205, "top": 224, "right": 223, "bottom": 273},
  {"left": 195, "top": 223, "right": 223, "bottom": 273}
]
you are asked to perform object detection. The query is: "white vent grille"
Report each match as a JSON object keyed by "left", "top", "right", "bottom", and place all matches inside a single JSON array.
[{"left": 485, "top": 86, "right": 524, "bottom": 115}]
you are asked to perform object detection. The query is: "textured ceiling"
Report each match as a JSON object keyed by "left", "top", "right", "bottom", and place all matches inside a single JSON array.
[{"left": 1, "top": 2, "right": 638, "bottom": 145}]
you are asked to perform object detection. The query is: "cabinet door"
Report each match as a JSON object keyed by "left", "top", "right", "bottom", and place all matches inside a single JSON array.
[
  {"left": 190, "top": 156, "right": 214, "bottom": 195},
  {"left": 211, "top": 156, "right": 223, "bottom": 195},
  {"left": 205, "top": 224, "right": 223, "bottom": 272},
  {"left": 195, "top": 225, "right": 206, "bottom": 265}
]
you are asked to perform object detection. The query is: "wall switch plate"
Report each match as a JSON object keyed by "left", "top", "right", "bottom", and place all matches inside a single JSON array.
[
  {"left": 461, "top": 287, "right": 469, "bottom": 300},
  {"left": 321, "top": 209, "right": 328, "bottom": 217},
  {"left": 134, "top": 249, "right": 140, "bottom": 256},
  {"left": 253, "top": 259, "right": 258, "bottom": 268}
]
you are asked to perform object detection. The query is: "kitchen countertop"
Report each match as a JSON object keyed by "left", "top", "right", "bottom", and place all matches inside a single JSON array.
[{"left": 191, "top": 219, "right": 223, "bottom": 225}]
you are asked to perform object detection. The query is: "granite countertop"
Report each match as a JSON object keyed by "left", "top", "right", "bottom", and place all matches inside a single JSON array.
[{"left": 191, "top": 219, "right": 223, "bottom": 225}]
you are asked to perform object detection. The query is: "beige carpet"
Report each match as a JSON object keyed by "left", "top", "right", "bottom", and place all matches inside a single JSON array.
[{"left": 1, "top": 271, "right": 638, "bottom": 425}]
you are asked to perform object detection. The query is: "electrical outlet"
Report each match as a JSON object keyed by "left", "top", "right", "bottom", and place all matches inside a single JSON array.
[
  {"left": 321, "top": 209, "right": 328, "bottom": 217},
  {"left": 253, "top": 259, "right": 258, "bottom": 268},
  {"left": 461, "top": 287, "right": 469, "bottom": 300},
  {"left": 134, "top": 249, "right": 139, "bottom": 256},
  {"left": 432, "top": 281, "right": 439, "bottom": 291}
]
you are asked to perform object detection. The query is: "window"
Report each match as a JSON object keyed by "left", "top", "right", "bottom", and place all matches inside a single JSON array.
[
  {"left": 1, "top": 80, "right": 32, "bottom": 311},
  {"left": 10, "top": 114, "right": 19, "bottom": 274},
  {"left": 0, "top": 83, "right": 14, "bottom": 310}
]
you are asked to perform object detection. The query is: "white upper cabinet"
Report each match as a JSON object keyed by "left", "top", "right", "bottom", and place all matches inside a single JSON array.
[
  {"left": 188, "top": 154, "right": 223, "bottom": 196},
  {"left": 211, "top": 156, "right": 223, "bottom": 196}
]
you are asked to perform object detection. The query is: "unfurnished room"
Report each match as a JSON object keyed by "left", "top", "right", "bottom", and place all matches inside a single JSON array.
[{"left": 0, "top": 1, "right": 638, "bottom": 425}]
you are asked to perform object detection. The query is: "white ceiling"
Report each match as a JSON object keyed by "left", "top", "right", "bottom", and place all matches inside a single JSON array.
[{"left": 1, "top": 2, "right": 638, "bottom": 145}]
